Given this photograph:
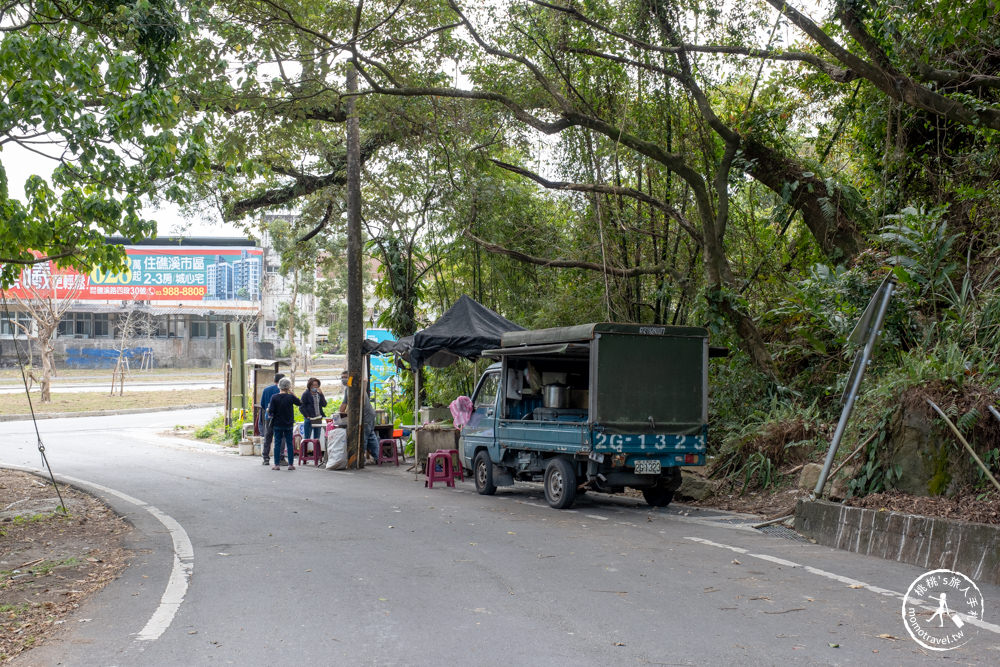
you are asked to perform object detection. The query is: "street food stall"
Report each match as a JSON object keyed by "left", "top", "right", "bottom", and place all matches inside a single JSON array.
[{"left": 362, "top": 295, "right": 524, "bottom": 470}]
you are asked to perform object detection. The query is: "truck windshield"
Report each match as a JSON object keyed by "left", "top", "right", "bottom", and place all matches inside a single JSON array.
[{"left": 474, "top": 373, "right": 500, "bottom": 408}]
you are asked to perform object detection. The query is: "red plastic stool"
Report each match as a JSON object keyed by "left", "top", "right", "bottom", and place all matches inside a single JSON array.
[
  {"left": 425, "top": 451, "right": 455, "bottom": 488},
  {"left": 378, "top": 439, "right": 401, "bottom": 466},
  {"left": 434, "top": 448, "right": 463, "bottom": 482},
  {"left": 392, "top": 430, "right": 407, "bottom": 463},
  {"left": 298, "top": 438, "right": 322, "bottom": 466}
]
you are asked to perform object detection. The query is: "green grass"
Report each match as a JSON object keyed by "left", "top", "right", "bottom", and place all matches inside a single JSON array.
[{"left": 0, "top": 388, "right": 223, "bottom": 416}]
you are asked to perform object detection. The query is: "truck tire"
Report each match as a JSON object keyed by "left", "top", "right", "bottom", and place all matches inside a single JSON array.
[
  {"left": 474, "top": 451, "right": 497, "bottom": 496},
  {"left": 544, "top": 457, "right": 577, "bottom": 509},
  {"left": 641, "top": 485, "right": 674, "bottom": 507},
  {"left": 642, "top": 469, "right": 682, "bottom": 507}
]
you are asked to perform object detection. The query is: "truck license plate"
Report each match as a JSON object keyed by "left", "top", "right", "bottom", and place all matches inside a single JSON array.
[{"left": 634, "top": 460, "right": 661, "bottom": 474}]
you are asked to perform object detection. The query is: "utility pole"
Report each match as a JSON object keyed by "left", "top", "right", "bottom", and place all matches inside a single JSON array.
[{"left": 345, "top": 61, "right": 365, "bottom": 468}]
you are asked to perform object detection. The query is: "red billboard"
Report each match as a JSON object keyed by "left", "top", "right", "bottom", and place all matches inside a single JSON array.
[{"left": 1, "top": 246, "right": 263, "bottom": 301}]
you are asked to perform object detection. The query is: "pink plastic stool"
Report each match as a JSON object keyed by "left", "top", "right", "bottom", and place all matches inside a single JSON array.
[
  {"left": 425, "top": 451, "right": 455, "bottom": 488},
  {"left": 434, "top": 448, "right": 463, "bottom": 482},
  {"left": 378, "top": 439, "right": 402, "bottom": 466},
  {"left": 298, "top": 438, "right": 322, "bottom": 466}
]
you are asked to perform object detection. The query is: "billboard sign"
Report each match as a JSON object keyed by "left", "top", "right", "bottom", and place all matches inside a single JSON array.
[{"left": 1, "top": 246, "right": 262, "bottom": 302}]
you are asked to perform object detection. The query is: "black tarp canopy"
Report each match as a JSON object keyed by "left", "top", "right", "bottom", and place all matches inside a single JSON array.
[
  {"left": 409, "top": 295, "right": 524, "bottom": 367},
  {"left": 361, "top": 295, "right": 523, "bottom": 368}
]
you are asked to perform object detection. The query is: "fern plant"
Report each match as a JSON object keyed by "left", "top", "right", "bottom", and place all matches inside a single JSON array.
[{"left": 879, "top": 206, "right": 960, "bottom": 314}]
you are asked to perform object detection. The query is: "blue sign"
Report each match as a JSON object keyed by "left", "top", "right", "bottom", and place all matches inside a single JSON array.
[{"left": 365, "top": 328, "right": 399, "bottom": 391}]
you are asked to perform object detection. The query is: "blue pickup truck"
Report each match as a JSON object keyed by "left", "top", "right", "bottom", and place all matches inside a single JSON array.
[{"left": 459, "top": 323, "right": 709, "bottom": 509}]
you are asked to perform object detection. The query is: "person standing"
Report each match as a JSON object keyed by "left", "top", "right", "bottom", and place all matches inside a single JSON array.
[
  {"left": 299, "top": 377, "right": 327, "bottom": 441},
  {"left": 268, "top": 377, "right": 301, "bottom": 470},
  {"left": 339, "top": 371, "right": 379, "bottom": 463},
  {"left": 259, "top": 373, "right": 285, "bottom": 465}
]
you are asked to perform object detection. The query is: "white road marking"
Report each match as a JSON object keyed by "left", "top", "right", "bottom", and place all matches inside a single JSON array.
[
  {"left": 517, "top": 501, "right": 550, "bottom": 510},
  {"left": 4, "top": 465, "right": 193, "bottom": 643},
  {"left": 585, "top": 514, "right": 609, "bottom": 521},
  {"left": 685, "top": 536, "right": 1000, "bottom": 636}
]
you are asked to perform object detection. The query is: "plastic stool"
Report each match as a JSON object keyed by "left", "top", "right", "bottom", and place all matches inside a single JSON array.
[
  {"left": 392, "top": 430, "right": 407, "bottom": 463},
  {"left": 434, "top": 448, "right": 463, "bottom": 482},
  {"left": 299, "top": 438, "right": 322, "bottom": 466},
  {"left": 425, "top": 451, "right": 455, "bottom": 488},
  {"left": 378, "top": 439, "right": 401, "bottom": 466}
]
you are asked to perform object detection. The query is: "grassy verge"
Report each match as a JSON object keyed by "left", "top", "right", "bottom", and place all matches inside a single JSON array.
[
  {"left": 0, "top": 367, "right": 219, "bottom": 381},
  {"left": 0, "top": 388, "right": 223, "bottom": 416}
]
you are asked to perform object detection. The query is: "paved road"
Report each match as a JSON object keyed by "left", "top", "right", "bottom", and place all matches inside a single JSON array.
[{"left": 3, "top": 410, "right": 999, "bottom": 665}]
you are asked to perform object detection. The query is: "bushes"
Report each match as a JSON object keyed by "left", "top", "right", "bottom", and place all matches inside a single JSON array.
[{"left": 193, "top": 409, "right": 250, "bottom": 445}]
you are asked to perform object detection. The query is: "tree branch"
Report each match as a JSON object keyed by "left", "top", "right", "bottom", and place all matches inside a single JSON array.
[
  {"left": 0, "top": 249, "right": 79, "bottom": 265},
  {"left": 295, "top": 199, "right": 336, "bottom": 244},
  {"left": 489, "top": 158, "right": 703, "bottom": 244},
  {"left": 227, "top": 127, "right": 411, "bottom": 218},
  {"left": 463, "top": 229, "right": 685, "bottom": 281},
  {"left": 764, "top": 0, "right": 1000, "bottom": 131}
]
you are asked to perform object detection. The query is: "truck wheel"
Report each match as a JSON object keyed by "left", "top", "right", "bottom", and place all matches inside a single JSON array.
[
  {"left": 641, "top": 486, "right": 674, "bottom": 507},
  {"left": 544, "top": 457, "right": 577, "bottom": 509},
  {"left": 642, "top": 469, "right": 682, "bottom": 507},
  {"left": 474, "top": 451, "right": 497, "bottom": 496}
]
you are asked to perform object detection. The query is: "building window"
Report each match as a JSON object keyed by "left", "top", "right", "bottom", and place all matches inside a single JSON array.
[
  {"left": 190, "top": 317, "right": 208, "bottom": 338},
  {"left": 93, "top": 313, "right": 110, "bottom": 338},
  {"left": 152, "top": 315, "right": 182, "bottom": 338},
  {"left": 74, "top": 314, "right": 91, "bottom": 337},
  {"left": 1, "top": 312, "right": 31, "bottom": 337}
]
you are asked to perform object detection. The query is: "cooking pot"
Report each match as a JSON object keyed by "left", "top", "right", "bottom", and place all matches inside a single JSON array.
[{"left": 543, "top": 383, "right": 570, "bottom": 409}]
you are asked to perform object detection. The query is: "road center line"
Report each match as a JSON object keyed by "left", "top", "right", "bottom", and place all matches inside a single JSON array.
[
  {"left": 684, "top": 536, "right": 1000, "bottom": 636},
  {"left": 6, "top": 465, "right": 193, "bottom": 642}
]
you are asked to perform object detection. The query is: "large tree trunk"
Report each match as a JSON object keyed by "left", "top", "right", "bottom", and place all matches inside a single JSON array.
[
  {"left": 346, "top": 62, "right": 366, "bottom": 468},
  {"left": 743, "top": 138, "right": 863, "bottom": 263}
]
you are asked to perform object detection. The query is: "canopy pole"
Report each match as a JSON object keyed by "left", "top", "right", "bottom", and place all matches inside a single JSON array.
[{"left": 413, "top": 365, "right": 421, "bottom": 427}]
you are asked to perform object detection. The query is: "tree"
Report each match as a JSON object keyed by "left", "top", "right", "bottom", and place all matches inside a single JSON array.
[
  {"left": 110, "top": 308, "right": 154, "bottom": 396},
  {"left": 1, "top": 0, "right": 191, "bottom": 285},
  {"left": 6, "top": 264, "right": 81, "bottom": 402},
  {"left": 265, "top": 215, "right": 320, "bottom": 383}
]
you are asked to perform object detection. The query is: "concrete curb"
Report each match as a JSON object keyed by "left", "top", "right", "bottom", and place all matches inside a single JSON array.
[
  {"left": 0, "top": 403, "right": 224, "bottom": 422},
  {"left": 795, "top": 499, "right": 1000, "bottom": 585}
]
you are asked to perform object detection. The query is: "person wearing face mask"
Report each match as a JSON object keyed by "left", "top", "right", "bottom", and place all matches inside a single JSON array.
[{"left": 300, "top": 377, "right": 327, "bottom": 442}]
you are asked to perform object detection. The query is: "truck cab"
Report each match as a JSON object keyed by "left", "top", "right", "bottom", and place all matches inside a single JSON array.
[{"left": 460, "top": 323, "right": 708, "bottom": 509}]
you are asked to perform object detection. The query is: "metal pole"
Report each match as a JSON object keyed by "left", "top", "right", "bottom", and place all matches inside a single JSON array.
[
  {"left": 413, "top": 366, "right": 421, "bottom": 427},
  {"left": 813, "top": 280, "right": 895, "bottom": 497}
]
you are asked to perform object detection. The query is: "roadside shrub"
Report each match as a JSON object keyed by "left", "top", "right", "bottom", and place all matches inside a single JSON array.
[{"left": 710, "top": 397, "right": 826, "bottom": 493}]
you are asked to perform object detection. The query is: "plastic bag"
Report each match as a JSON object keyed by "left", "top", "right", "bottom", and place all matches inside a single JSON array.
[
  {"left": 325, "top": 428, "right": 348, "bottom": 470},
  {"left": 449, "top": 395, "right": 474, "bottom": 427}
]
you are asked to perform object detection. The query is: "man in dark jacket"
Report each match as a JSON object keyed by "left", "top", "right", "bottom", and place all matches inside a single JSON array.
[
  {"left": 259, "top": 373, "right": 285, "bottom": 465},
  {"left": 268, "top": 377, "right": 301, "bottom": 470}
]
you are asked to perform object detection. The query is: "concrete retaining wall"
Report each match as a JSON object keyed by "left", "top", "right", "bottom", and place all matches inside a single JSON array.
[{"left": 795, "top": 499, "right": 1000, "bottom": 585}]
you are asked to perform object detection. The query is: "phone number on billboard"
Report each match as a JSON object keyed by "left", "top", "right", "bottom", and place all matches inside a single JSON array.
[{"left": 157, "top": 286, "right": 207, "bottom": 296}]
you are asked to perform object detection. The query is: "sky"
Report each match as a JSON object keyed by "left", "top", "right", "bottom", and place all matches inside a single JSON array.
[{"left": 4, "top": 143, "right": 245, "bottom": 238}]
